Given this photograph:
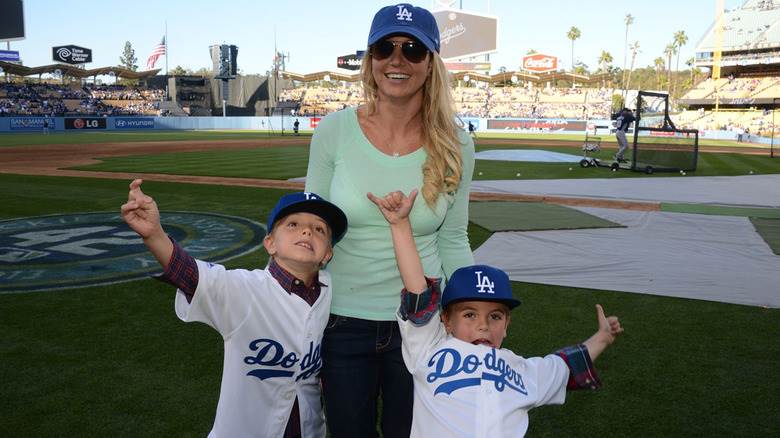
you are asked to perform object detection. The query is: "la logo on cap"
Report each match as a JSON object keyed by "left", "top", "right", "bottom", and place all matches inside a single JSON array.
[
  {"left": 396, "top": 5, "right": 413, "bottom": 21},
  {"left": 475, "top": 271, "right": 495, "bottom": 294}
]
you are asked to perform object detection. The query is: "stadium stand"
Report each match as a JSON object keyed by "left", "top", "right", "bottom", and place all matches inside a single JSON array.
[
  {"left": 676, "top": 0, "right": 780, "bottom": 136},
  {"left": 0, "top": 82, "right": 163, "bottom": 116}
]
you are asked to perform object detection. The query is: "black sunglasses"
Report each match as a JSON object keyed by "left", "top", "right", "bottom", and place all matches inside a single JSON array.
[{"left": 371, "top": 39, "right": 430, "bottom": 63}]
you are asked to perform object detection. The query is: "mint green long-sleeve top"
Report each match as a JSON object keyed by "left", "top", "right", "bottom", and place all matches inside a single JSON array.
[{"left": 305, "top": 107, "right": 475, "bottom": 321}]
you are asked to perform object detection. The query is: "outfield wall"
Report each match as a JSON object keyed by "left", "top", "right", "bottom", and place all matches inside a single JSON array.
[
  {"left": 0, "top": 116, "right": 750, "bottom": 141},
  {"left": 0, "top": 115, "right": 607, "bottom": 134}
]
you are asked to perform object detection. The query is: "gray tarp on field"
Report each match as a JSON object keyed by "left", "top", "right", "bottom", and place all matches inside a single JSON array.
[
  {"left": 474, "top": 207, "right": 780, "bottom": 308},
  {"left": 471, "top": 174, "right": 780, "bottom": 208}
]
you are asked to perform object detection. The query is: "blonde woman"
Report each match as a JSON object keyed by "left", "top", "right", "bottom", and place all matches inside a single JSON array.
[{"left": 305, "top": 3, "right": 475, "bottom": 437}]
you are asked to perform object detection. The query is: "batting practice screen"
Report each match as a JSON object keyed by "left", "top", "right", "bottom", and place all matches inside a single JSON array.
[
  {"left": 633, "top": 128, "right": 699, "bottom": 172},
  {"left": 632, "top": 91, "right": 699, "bottom": 173}
]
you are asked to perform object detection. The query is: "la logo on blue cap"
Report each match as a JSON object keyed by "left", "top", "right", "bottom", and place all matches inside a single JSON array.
[
  {"left": 396, "top": 4, "right": 413, "bottom": 21},
  {"left": 475, "top": 270, "right": 495, "bottom": 294}
]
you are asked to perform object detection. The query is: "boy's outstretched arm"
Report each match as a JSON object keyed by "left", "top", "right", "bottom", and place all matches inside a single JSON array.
[
  {"left": 582, "top": 304, "right": 623, "bottom": 362},
  {"left": 367, "top": 189, "right": 427, "bottom": 294},
  {"left": 121, "top": 179, "right": 173, "bottom": 269}
]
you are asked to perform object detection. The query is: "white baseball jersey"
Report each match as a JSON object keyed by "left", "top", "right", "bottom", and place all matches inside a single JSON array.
[
  {"left": 398, "top": 312, "right": 570, "bottom": 438},
  {"left": 175, "top": 260, "right": 330, "bottom": 438}
]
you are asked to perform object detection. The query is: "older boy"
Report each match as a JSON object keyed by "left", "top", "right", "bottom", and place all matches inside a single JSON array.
[
  {"left": 368, "top": 189, "right": 623, "bottom": 438},
  {"left": 122, "top": 179, "right": 347, "bottom": 438}
]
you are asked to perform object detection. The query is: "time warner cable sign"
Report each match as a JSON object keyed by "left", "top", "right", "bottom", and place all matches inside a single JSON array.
[{"left": 52, "top": 45, "right": 92, "bottom": 64}]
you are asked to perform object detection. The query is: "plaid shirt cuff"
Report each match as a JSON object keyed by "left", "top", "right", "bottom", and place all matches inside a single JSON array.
[
  {"left": 555, "top": 344, "right": 602, "bottom": 390},
  {"left": 154, "top": 236, "right": 198, "bottom": 302},
  {"left": 399, "top": 277, "right": 441, "bottom": 325}
]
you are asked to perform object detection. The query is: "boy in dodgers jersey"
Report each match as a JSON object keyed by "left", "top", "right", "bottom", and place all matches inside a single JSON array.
[
  {"left": 122, "top": 179, "right": 347, "bottom": 438},
  {"left": 367, "top": 189, "right": 623, "bottom": 438}
]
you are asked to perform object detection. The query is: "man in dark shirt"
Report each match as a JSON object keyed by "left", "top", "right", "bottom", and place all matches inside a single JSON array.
[{"left": 614, "top": 108, "right": 635, "bottom": 163}]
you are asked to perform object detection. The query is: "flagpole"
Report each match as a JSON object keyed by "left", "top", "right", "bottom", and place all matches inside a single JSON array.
[
  {"left": 165, "top": 20, "right": 169, "bottom": 75},
  {"left": 165, "top": 21, "right": 169, "bottom": 101}
]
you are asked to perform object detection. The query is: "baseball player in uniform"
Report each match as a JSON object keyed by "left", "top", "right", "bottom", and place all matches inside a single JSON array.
[
  {"left": 614, "top": 107, "right": 635, "bottom": 162},
  {"left": 368, "top": 189, "right": 623, "bottom": 438},
  {"left": 122, "top": 179, "right": 347, "bottom": 438}
]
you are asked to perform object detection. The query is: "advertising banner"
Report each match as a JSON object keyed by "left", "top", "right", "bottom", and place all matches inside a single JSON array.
[
  {"left": 522, "top": 54, "right": 558, "bottom": 73},
  {"left": 336, "top": 54, "right": 361, "bottom": 71},
  {"left": 52, "top": 45, "right": 93, "bottom": 64},
  {"left": 433, "top": 9, "right": 498, "bottom": 60},
  {"left": 114, "top": 118, "right": 154, "bottom": 129},
  {"left": 309, "top": 117, "right": 322, "bottom": 129},
  {"left": 0, "top": 50, "right": 21, "bottom": 62},
  {"left": 65, "top": 117, "right": 106, "bottom": 130},
  {"left": 445, "top": 62, "right": 491, "bottom": 71},
  {"left": 487, "top": 119, "right": 586, "bottom": 132},
  {"left": 10, "top": 117, "right": 47, "bottom": 131}
]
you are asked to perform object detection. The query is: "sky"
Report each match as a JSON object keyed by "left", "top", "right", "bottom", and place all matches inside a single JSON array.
[{"left": 5, "top": 0, "right": 746, "bottom": 77}]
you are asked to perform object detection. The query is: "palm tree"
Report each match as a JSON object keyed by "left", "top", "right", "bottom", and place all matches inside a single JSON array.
[
  {"left": 686, "top": 57, "right": 696, "bottom": 86},
  {"left": 664, "top": 43, "right": 677, "bottom": 91},
  {"left": 598, "top": 50, "right": 613, "bottom": 73},
  {"left": 622, "top": 14, "right": 634, "bottom": 97},
  {"left": 625, "top": 41, "right": 641, "bottom": 93},
  {"left": 673, "top": 30, "right": 689, "bottom": 96},
  {"left": 567, "top": 26, "right": 581, "bottom": 72},
  {"left": 654, "top": 57, "right": 665, "bottom": 89}
]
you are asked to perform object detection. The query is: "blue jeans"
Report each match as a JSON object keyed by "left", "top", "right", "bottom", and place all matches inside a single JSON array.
[{"left": 321, "top": 314, "right": 413, "bottom": 438}]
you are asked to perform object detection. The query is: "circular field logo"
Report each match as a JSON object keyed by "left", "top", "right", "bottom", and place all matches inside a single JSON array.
[{"left": 0, "top": 212, "right": 265, "bottom": 293}]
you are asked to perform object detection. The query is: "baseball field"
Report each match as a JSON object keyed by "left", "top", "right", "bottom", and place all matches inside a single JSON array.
[{"left": 1, "top": 130, "right": 778, "bottom": 436}]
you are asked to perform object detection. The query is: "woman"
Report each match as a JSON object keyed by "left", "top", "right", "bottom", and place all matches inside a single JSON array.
[{"left": 305, "top": 3, "right": 475, "bottom": 437}]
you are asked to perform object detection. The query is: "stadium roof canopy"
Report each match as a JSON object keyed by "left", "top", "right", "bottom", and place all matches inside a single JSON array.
[
  {"left": 281, "top": 70, "right": 609, "bottom": 85},
  {"left": 696, "top": 0, "right": 780, "bottom": 53},
  {"left": 0, "top": 61, "right": 161, "bottom": 79}
]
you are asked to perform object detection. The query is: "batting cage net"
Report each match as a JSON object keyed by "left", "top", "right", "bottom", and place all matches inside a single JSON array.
[{"left": 632, "top": 91, "right": 699, "bottom": 173}]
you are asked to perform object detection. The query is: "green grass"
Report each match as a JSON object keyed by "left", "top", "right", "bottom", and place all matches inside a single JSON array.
[
  {"left": 1, "top": 174, "right": 777, "bottom": 437},
  {"left": 750, "top": 217, "right": 780, "bottom": 255},
  {"left": 64, "top": 141, "right": 780, "bottom": 182},
  {"left": 472, "top": 144, "right": 780, "bottom": 179},
  {"left": 0, "top": 130, "right": 312, "bottom": 147},
  {"left": 70, "top": 146, "right": 311, "bottom": 180},
  {"left": 0, "top": 128, "right": 763, "bottom": 148}
]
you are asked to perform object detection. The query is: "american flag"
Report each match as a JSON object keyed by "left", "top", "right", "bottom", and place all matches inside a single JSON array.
[{"left": 146, "top": 37, "right": 166, "bottom": 70}]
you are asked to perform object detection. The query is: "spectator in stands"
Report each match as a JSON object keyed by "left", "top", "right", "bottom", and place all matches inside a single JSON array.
[{"left": 304, "top": 4, "right": 474, "bottom": 437}]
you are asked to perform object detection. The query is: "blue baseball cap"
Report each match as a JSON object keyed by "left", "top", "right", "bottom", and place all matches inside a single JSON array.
[
  {"left": 266, "top": 192, "right": 348, "bottom": 244},
  {"left": 442, "top": 265, "right": 520, "bottom": 309},
  {"left": 367, "top": 3, "right": 441, "bottom": 53}
]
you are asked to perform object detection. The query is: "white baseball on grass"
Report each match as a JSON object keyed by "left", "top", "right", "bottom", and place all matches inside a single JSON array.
[{"left": 478, "top": 171, "right": 483, "bottom": 176}]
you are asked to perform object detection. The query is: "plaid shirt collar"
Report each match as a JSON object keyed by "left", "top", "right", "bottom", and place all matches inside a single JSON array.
[{"left": 268, "top": 259, "right": 325, "bottom": 306}]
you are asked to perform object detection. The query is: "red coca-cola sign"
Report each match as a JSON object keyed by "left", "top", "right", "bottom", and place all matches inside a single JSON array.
[{"left": 522, "top": 54, "right": 558, "bottom": 72}]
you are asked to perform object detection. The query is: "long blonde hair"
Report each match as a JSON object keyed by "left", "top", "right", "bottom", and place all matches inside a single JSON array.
[{"left": 360, "top": 50, "right": 463, "bottom": 208}]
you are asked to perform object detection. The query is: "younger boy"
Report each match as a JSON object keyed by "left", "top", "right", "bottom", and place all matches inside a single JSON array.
[
  {"left": 367, "top": 189, "right": 623, "bottom": 438},
  {"left": 122, "top": 179, "right": 347, "bottom": 438}
]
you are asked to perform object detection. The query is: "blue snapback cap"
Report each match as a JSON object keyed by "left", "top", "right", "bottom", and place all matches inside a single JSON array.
[
  {"left": 266, "top": 192, "right": 348, "bottom": 244},
  {"left": 442, "top": 265, "right": 520, "bottom": 309},
  {"left": 367, "top": 3, "right": 441, "bottom": 53}
]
